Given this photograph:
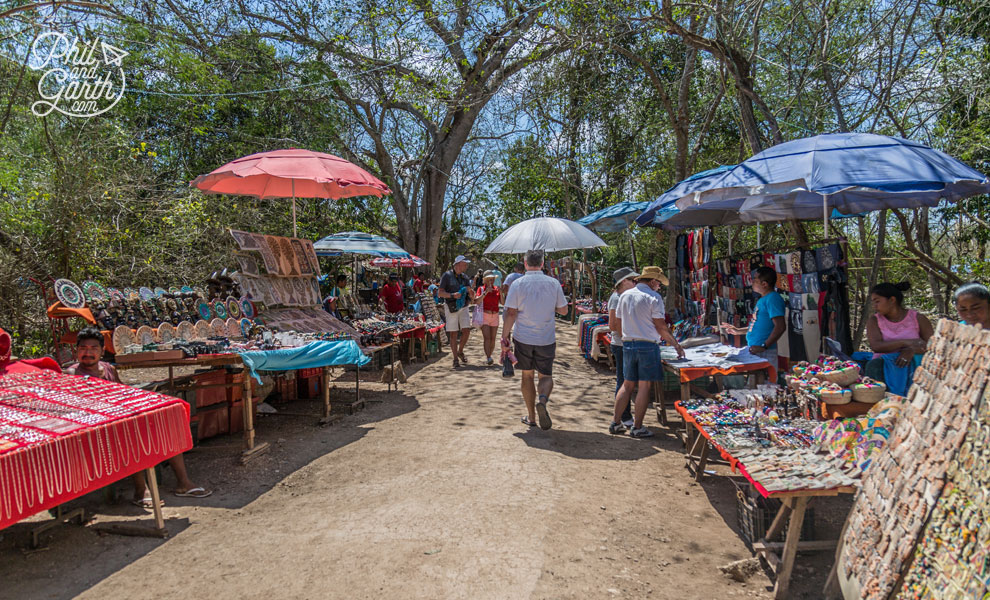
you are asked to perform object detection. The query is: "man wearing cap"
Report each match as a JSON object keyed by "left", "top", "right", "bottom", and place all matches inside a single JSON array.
[
  {"left": 608, "top": 266, "right": 640, "bottom": 429},
  {"left": 438, "top": 255, "right": 476, "bottom": 368},
  {"left": 379, "top": 273, "right": 405, "bottom": 314},
  {"left": 609, "top": 266, "right": 684, "bottom": 438},
  {"left": 502, "top": 249, "right": 569, "bottom": 430}
]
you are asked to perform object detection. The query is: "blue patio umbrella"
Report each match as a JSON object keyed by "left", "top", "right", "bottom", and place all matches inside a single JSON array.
[
  {"left": 636, "top": 165, "right": 736, "bottom": 227},
  {"left": 313, "top": 231, "right": 411, "bottom": 257},
  {"left": 577, "top": 200, "right": 651, "bottom": 232},
  {"left": 675, "top": 133, "right": 990, "bottom": 235}
]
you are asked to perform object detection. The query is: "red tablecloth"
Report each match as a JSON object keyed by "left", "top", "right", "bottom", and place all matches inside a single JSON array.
[
  {"left": 0, "top": 371, "right": 192, "bottom": 531},
  {"left": 395, "top": 325, "right": 426, "bottom": 339},
  {"left": 669, "top": 360, "right": 775, "bottom": 384}
]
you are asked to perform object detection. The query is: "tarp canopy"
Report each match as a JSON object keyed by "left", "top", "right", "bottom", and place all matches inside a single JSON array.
[
  {"left": 313, "top": 231, "right": 411, "bottom": 258},
  {"left": 577, "top": 201, "right": 650, "bottom": 232}
]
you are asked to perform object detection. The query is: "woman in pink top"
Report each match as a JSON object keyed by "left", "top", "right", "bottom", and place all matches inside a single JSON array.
[{"left": 865, "top": 281, "right": 933, "bottom": 376}]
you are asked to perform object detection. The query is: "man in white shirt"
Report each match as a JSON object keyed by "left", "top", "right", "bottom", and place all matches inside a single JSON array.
[
  {"left": 608, "top": 267, "right": 639, "bottom": 428},
  {"left": 500, "top": 262, "right": 525, "bottom": 304},
  {"left": 609, "top": 266, "right": 684, "bottom": 438},
  {"left": 502, "top": 250, "right": 568, "bottom": 430}
]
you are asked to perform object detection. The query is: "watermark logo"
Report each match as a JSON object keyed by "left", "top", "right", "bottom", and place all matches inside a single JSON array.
[{"left": 28, "top": 32, "right": 128, "bottom": 118}]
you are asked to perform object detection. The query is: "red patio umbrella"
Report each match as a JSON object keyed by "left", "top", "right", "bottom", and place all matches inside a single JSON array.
[{"left": 191, "top": 148, "right": 391, "bottom": 236}]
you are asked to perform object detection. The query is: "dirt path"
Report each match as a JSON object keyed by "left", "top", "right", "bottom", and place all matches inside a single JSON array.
[{"left": 1, "top": 322, "right": 845, "bottom": 599}]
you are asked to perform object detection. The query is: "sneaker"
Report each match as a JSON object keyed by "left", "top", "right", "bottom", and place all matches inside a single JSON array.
[
  {"left": 621, "top": 418, "right": 635, "bottom": 429},
  {"left": 629, "top": 426, "right": 655, "bottom": 438},
  {"left": 535, "top": 401, "right": 552, "bottom": 430},
  {"left": 609, "top": 422, "right": 625, "bottom": 435}
]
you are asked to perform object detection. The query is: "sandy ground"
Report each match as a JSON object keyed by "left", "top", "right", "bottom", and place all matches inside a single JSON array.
[{"left": 0, "top": 321, "right": 850, "bottom": 599}]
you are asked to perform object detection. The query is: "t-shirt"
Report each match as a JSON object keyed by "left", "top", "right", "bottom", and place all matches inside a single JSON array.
[
  {"left": 379, "top": 282, "right": 404, "bottom": 313},
  {"left": 66, "top": 361, "right": 120, "bottom": 383},
  {"left": 412, "top": 278, "right": 425, "bottom": 293},
  {"left": 607, "top": 292, "right": 622, "bottom": 347},
  {"left": 438, "top": 270, "right": 472, "bottom": 311},
  {"left": 477, "top": 285, "right": 501, "bottom": 311},
  {"left": 502, "top": 272, "right": 522, "bottom": 296},
  {"left": 504, "top": 271, "right": 568, "bottom": 346},
  {"left": 617, "top": 283, "right": 665, "bottom": 343},
  {"left": 747, "top": 291, "right": 786, "bottom": 348}
]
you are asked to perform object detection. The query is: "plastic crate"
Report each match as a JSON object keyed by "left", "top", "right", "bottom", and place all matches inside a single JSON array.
[
  {"left": 196, "top": 403, "right": 229, "bottom": 441},
  {"left": 733, "top": 480, "right": 815, "bottom": 547},
  {"left": 298, "top": 375, "right": 321, "bottom": 399},
  {"left": 193, "top": 369, "right": 227, "bottom": 407}
]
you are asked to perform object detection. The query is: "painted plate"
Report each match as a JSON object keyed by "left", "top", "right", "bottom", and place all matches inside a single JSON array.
[
  {"left": 112, "top": 325, "right": 135, "bottom": 354},
  {"left": 254, "top": 316, "right": 266, "bottom": 326},
  {"left": 176, "top": 321, "right": 195, "bottom": 340},
  {"left": 124, "top": 288, "right": 139, "bottom": 302},
  {"left": 154, "top": 287, "right": 167, "bottom": 298},
  {"left": 138, "top": 286, "right": 155, "bottom": 301},
  {"left": 136, "top": 325, "right": 155, "bottom": 346},
  {"left": 180, "top": 285, "right": 194, "bottom": 294},
  {"left": 226, "top": 317, "right": 241, "bottom": 338},
  {"left": 108, "top": 287, "right": 125, "bottom": 305},
  {"left": 194, "top": 320, "right": 211, "bottom": 340},
  {"left": 210, "top": 318, "right": 226, "bottom": 337},
  {"left": 240, "top": 318, "right": 253, "bottom": 338},
  {"left": 212, "top": 300, "right": 227, "bottom": 319},
  {"left": 168, "top": 286, "right": 181, "bottom": 295},
  {"left": 226, "top": 297, "right": 241, "bottom": 319},
  {"left": 158, "top": 322, "right": 175, "bottom": 343},
  {"left": 196, "top": 300, "right": 212, "bottom": 321},
  {"left": 55, "top": 279, "right": 86, "bottom": 309},
  {"left": 240, "top": 298, "right": 256, "bottom": 319},
  {"left": 81, "top": 280, "right": 109, "bottom": 303}
]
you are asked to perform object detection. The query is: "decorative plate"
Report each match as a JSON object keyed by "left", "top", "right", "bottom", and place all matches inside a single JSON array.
[
  {"left": 55, "top": 279, "right": 86, "bottom": 309},
  {"left": 254, "top": 316, "right": 266, "bottom": 326},
  {"left": 81, "top": 280, "right": 109, "bottom": 303},
  {"left": 212, "top": 300, "right": 227, "bottom": 319},
  {"left": 136, "top": 325, "right": 155, "bottom": 346},
  {"left": 112, "top": 325, "right": 135, "bottom": 354},
  {"left": 138, "top": 286, "right": 155, "bottom": 301},
  {"left": 194, "top": 320, "right": 211, "bottom": 340},
  {"left": 226, "top": 297, "right": 241, "bottom": 319},
  {"left": 240, "top": 298, "right": 256, "bottom": 319},
  {"left": 168, "top": 286, "right": 181, "bottom": 295},
  {"left": 239, "top": 318, "right": 253, "bottom": 338},
  {"left": 196, "top": 300, "right": 212, "bottom": 321},
  {"left": 158, "top": 322, "right": 175, "bottom": 343},
  {"left": 176, "top": 321, "right": 195, "bottom": 340},
  {"left": 154, "top": 287, "right": 167, "bottom": 298},
  {"left": 210, "top": 318, "right": 226, "bottom": 337},
  {"left": 226, "top": 317, "right": 241, "bottom": 338},
  {"left": 108, "top": 287, "right": 125, "bottom": 305},
  {"left": 180, "top": 285, "right": 194, "bottom": 294},
  {"left": 124, "top": 287, "right": 139, "bottom": 302}
]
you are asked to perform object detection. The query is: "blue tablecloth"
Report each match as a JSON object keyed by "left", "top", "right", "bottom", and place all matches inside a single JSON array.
[{"left": 239, "top": 340, "right": 370, "bottom": 384}]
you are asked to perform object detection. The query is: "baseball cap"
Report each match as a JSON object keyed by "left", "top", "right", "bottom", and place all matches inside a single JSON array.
[{"left": 454, "top": 255, "right": 470, "bottom": 265}]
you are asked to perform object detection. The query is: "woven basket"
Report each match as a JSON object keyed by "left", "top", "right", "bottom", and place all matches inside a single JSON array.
[
  {"left": 821, "top": 366, "right": 860, "bottom": 387},
  {"left": 821, "top": 388, "right": 852, "bottom": 405},
  {"left": 852, "top": 384, "right": 886, "bottom": 404}
]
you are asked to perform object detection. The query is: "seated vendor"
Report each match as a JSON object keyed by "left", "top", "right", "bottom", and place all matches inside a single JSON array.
[
  {"left": 323, "top": 273, "right": 348, "bottom": 314},
  {"left": 64, "top": 327, "right": 212, "bottom": 507},
  {"left": 864, "top": 281, "right": 933, "bottom": 395},
  {"left": 719, "top": 266, "right": 786, "bottom": 367},
  {"left": 955, "top": 282, "right": 990, "bottom": 329}
]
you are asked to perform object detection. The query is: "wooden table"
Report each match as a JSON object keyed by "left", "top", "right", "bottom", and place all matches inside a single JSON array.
[{"left": 656, "top": 357, "right": 773, "bottom": 431}]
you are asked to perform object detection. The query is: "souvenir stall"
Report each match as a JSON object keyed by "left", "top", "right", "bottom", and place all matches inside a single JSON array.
[
  {"left": 0, "top": 370, "right": 192, "bottom": 540},
  {"left": 577, "top": 312, "right": 610, "bottom": 362},
  {"left": 669, "top": 227, "right": 718, "bottom": 342}
]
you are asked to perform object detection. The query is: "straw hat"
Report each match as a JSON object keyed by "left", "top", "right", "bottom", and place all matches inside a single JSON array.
[
  {"left": 636, "top": 266, "right": 669, "bottom": 285},
  {"left": 483, "top": 270, "right": 496, "bottom": 279}
]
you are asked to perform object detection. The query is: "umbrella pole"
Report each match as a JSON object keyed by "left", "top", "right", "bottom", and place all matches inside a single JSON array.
[
  {"left": 291, "top": 180, "right": 297, "bottom": 238},
  {"left": 823, "top": 193, "right": 830, "bottom": 238},
  {"left": 757, "top": 223, "right": 761, "bottom": 248}
]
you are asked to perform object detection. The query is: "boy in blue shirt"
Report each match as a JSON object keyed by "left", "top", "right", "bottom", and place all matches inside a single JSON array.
[{"left": 720, "top": 266, "right": 786, "bottom": 365}]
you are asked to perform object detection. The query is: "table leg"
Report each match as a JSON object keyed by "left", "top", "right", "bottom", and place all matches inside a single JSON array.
[
  {"left": 773, "top": 496, "right": 809, "bottom": 599},
  {"left": 356, "top": 360, "right": 361, "bottom": 401},
  {"left": 240, "top": 369, "right": 270, "bottom": 463},
  {"left": 694, "top": 439, "right": 711, "bottom": 482},
  {"left": 321, "top": 366, "right": 330, "bottom": 421},
  {"left": 653, "top": 384, "right": 668, "bottom": 426},
  {"left": 145, "top": 467, "right": 166, "bottom": 532}
]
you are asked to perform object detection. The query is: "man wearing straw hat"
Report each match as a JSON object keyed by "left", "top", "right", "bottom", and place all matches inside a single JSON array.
[
  {"left": 502, "top": 249, "right": 569, "bottom": 430},
  {"left": 609, "top": 266, "right": 684, "bottom": 438}
]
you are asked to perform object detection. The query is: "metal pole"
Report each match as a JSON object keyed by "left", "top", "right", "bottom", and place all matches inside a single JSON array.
[
  {"left": 291, "top": 180, "right": 297, "bottom": 238},
  {"left": 823, "top": 193, "right": 830, "bottom": 238}
]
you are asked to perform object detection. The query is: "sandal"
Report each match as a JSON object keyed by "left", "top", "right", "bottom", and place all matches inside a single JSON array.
[
  {"left": 521, "top": 417, "right": 537, "bottom": 427},
  {"left": 174, "top": 487, "right": 212, "bottom": 498},
  {"left": 131, "top": 496, "right": 164, "bottom": 509}
]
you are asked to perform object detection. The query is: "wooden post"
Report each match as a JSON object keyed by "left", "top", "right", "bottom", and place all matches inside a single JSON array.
[
  {"left": 145, "top": 467, "right": 165, "bottom": 532},
  {"left": 570, "top": 253, "right": 578, "bottom": 324},
  {"left": 774, "top": 496, "right": 809, "bottom": 599},
  {"left": 321, "top": 366, "right": 331, "bottom": 421},
  {"left": 239, "top": 367, "right": 270, "bottom": 463}
]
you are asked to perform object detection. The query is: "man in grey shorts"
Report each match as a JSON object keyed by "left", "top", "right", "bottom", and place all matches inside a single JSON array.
[{"left": 502, "top": 249, "right": 568, "bottom": 430}]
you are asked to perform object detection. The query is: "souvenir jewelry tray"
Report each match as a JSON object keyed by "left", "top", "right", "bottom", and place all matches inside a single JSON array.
[{"left": 839, "top": 320, "right": 990, "bottom": 600}]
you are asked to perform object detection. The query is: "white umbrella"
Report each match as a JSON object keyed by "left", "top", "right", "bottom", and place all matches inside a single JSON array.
[{"left": 483, "top": 217, "right": 608, "bottom": 254}]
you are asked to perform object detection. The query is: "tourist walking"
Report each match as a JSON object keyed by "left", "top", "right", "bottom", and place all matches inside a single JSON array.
[
  {"left": 477, "top": 270, "right": 502, "bottom": 365},
  {"left": 502, "top": 250, "right": 568, "bottom": 430},
  {"left": 438, "top": 255, "right": 476, "bottom": 368},
  {"left": 608, "top": 266, "right": 639, "bottom": 428},
  {"left": 500, "top": 261, "right": 525, "bottom": 300},
  {"left": 609, "top": 266, "right": 684, "bottom": 438}
]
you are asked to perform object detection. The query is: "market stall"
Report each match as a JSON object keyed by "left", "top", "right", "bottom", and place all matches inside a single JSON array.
[{"left": 0, "top": 370, "right": 192, "bottom": 537}]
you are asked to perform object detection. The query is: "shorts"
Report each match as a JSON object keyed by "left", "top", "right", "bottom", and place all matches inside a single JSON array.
[
  {"left": 622, "top": 341, "right": 662, "bottom": 382},
  {"left": 514, "top": 341, "right": 556, "bottom": 376},
  {"left": 444, "top": 304, "right": 472, "bottom": 332},
  {"left": 482, "top": 311, "right": 499, "bottom": 327}
]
